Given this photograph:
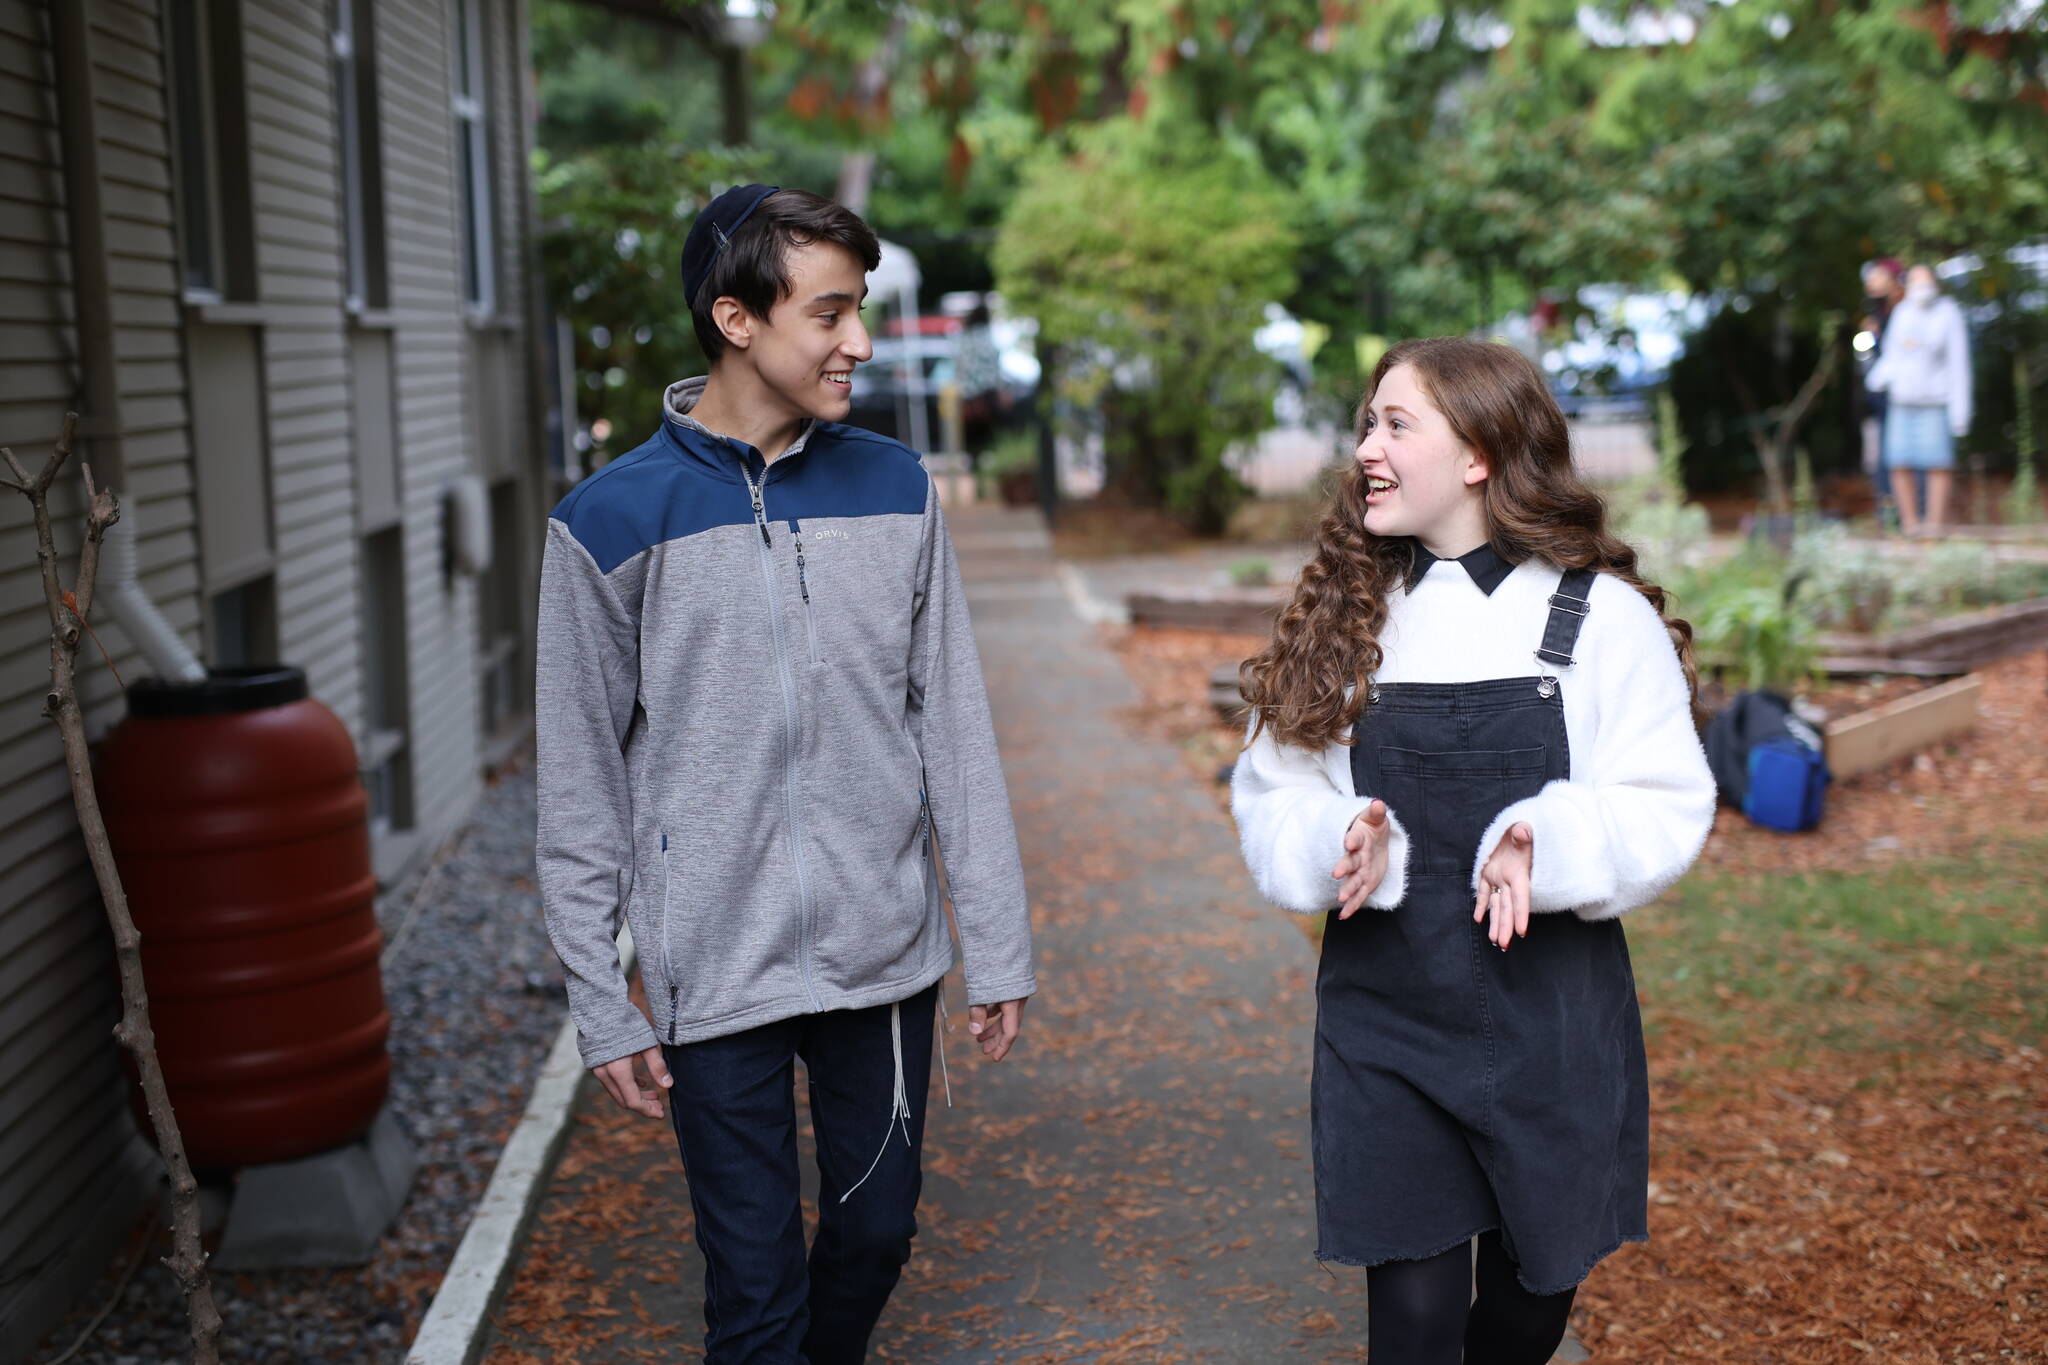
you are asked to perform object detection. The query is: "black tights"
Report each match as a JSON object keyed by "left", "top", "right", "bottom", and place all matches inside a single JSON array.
[{"left": 1364, "top": 1230, "right": 1576, "bottom": 1365}]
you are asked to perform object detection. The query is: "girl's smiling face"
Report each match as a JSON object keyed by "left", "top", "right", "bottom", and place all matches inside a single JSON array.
[{"left": 1355, "top": 363, "right": 1492, "bottom": 558}]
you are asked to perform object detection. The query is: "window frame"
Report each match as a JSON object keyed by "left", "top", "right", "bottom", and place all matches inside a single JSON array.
[{"left": 450, "top": 0, "right": 496, "bottom": 316}]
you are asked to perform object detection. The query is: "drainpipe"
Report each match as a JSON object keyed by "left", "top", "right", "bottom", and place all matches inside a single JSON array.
[
  {"left": 101, "top": 518, "right": 206, "bottom": 683},
  {"left": 49, "top": 2, "right": 200, "bottom": 683},
  {"left": 47, "top": 0, "right": 127, "bottom": 493}
]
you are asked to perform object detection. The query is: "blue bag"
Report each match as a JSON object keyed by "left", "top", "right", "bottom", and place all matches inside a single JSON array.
[{"left": 1743, "top": 734, "right": 1830, "bottom": 832}]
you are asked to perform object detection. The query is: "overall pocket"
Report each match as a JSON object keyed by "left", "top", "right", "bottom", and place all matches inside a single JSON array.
[{"left": 1378, "top": 746, "right": 1550, "bottom": 878}]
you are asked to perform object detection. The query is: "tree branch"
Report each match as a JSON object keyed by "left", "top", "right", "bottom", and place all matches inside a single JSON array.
[{"left": 6, "top": 412, "right": 221, "bottom": 1365}]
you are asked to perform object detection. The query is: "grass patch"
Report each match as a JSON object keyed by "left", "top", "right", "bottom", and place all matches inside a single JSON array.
[{"left": 1630, "top": 833, "right": 2048, "bottom": 1059}]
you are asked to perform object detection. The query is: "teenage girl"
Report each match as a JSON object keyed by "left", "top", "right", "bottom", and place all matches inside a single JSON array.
[{"left": 1232, "top": 338, "right": 1716, "bottom": 1363}]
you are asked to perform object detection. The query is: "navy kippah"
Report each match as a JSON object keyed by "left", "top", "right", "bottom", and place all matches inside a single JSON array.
[{"left": 681, "top": 183, "right": 780, "bottom": 310}]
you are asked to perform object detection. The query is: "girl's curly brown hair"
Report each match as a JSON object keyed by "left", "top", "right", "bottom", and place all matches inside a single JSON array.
[{"left": 1240, "top": 336, "right": 1696, "bottom": 751}]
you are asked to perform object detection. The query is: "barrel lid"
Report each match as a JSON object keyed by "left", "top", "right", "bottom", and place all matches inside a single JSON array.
[{"left": 126, "top": 666, "right": 309, "bottom": 717}]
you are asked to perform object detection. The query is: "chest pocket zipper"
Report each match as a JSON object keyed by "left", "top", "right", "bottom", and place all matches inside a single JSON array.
[{"left": 791, "top": 519, "right": 822, "bottom": 665}]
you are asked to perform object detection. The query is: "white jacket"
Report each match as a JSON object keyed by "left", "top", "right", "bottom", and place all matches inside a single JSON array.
[
  {"left": 1868, "top": 291, "right": 1973, "bottom": 436},
  {"left": 1231, "top": 558, "right": 1715, "bottom": 921}
]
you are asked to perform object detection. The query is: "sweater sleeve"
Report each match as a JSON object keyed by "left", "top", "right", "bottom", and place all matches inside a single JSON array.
[
  {"left": 908, "top": 485, "right": 1037, "bottom": 1006},
  {"left": 1230, "top": 713, "right": 1413, "bottom": 914},
  {"left": 1945, "top": 301, "right": 1973, "bottom": 437},
  {"left": 535, "top": 518, "right": 660, "bottom": 1069},
  {"left": 1469, "top": 578, "right": 1715, "bottom": 921}
]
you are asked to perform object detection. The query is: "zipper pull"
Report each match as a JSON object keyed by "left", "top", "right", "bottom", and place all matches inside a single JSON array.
[
  {"left": 668, "top": 984, "right": 680, "bottom": 1044},
  {"left": 795, "top": 535, "right": 811, "bottom": 603}
]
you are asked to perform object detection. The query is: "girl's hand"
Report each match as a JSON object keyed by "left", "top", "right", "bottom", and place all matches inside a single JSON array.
[
  {"left": 1331, "top": 800, "right": 1392, "bottom": 920},
  {"left": 1474, "top": 822, "right": 1535, "bottom": 950}
]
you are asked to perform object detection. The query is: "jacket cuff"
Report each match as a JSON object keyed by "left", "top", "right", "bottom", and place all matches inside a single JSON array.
[
  {"left": 577, "top": 1012, "right": 660, "bottom": 1070},
  {"left": 963, "top": 973, "right": 1037, "bottom": 1006}
]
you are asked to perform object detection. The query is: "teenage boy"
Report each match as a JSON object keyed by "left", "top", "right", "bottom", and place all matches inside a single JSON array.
[{"left": 535, "top": 185, "right": 1036, "bottom": 1364}]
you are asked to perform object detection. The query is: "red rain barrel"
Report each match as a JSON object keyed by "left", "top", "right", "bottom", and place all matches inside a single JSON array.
[{"left": 96, "top": 666, "right": 390, "bottom": 1170}]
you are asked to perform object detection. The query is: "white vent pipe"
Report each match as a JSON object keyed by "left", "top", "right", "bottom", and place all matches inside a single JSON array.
[{"left": 99, "top": 514, "right": 205, "bottom": 683}]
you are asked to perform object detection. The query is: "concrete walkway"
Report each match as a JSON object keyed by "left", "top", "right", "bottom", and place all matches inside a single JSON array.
[{"left": 479, "top": 506, "right": 1585, "bottom": 1363}]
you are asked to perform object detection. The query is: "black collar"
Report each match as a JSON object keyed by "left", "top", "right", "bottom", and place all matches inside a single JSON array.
[{"left": 1403, "top": 540, "right": 1519, "bottom": 596}]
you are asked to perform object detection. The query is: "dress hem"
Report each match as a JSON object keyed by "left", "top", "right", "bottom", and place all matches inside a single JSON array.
[{"left": 1314, "top": 1228, "right": 1648, "bottom": 1298}]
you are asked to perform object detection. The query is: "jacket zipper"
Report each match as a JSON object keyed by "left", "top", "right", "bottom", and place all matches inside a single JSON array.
[
  {"left": 741, "top": 456, "right": 822, "bottom": 1012},
  {"left": 661, "top": 832, "right": 679, "bottom": 1043},
  {"left": 791, "top": 518, "right": 822, "bottom": 664},
  {"left": 918, "top": 787, "right": 933, "bottom": 903}
]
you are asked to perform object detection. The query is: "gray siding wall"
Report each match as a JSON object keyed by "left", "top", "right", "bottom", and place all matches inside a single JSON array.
[
  {"left": 379, "top": 0, "right": 481, "bottom": 835},
  {"left": 0, "top": 1, "right": 196, "bottom": 1352},
  {"left": 0, "top": 0, "right": 542, "bottom": 1354}
]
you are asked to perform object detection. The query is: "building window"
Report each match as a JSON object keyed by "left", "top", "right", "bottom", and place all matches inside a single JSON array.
[
  {"left": 164, "top": 0, "right": 255, "bottom": 302},
  {"left": 209, "top": 577, "right": 277, "bottom": 668},
  {"left": 450, "top": 0, "right": 495, "bottom": 314},
  {"left": 359, "top": 527, "right": 415, "bottom": 837},
  {"left": 332, "top": 0, "right": 389, "bottom": 312},
  {"left": 478, "top": 478, "right": 525, "bottom": 740}
]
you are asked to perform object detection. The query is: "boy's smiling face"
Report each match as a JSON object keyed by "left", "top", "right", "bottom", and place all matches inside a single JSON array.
[{"left": 723, "top": 238, "right": 874, "bottom": 426}]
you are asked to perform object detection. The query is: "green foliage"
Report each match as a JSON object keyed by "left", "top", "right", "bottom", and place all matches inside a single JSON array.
[
  {"left": 1638, "top": 839, "right": 2048, "bottom": 1053},
  {"left": 1784, "top": 523, "right": 2048, "bottom": 634},
  {"left": 535, "top": 138, "right": 774, "bottom": 464},
  {"left": 975, "top": 427, "right": 1038, "bottom": 500},
  {"left": 2006, "top": 351, "right": 2041, "bottom": 525},
  {"left": 1655, "top": 389, "right": 1686, "bottom": 501},
  {"left": 1617, "top": 494, "right": 1712, "bottom": 587},
  {"left": 532, "top": 0, "right": 2048, "bottom": 508},
  {"left": 993, "top": 121, "right": 1298, "bottom": 532},
  {"left": 1684, "top": 576, "right": 1820, "bottom": 694},
  {"left": 1227, "top": 557, "right": 1272, "bottom": 588}
]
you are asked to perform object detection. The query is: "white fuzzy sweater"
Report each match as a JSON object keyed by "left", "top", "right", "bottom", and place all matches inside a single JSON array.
[{"left": 1231, "top": 557, "right": 1716, "bottom": 921}]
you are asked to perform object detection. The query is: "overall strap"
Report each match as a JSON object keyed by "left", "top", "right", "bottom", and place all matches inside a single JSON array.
[{"left": 1535, "top": 567, "right": 1597, "bottom": 668}]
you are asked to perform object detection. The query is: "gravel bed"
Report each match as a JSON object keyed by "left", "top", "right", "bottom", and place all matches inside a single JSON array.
[{"left": 24, "top": 745, "right": 567, "bottom": 1365}]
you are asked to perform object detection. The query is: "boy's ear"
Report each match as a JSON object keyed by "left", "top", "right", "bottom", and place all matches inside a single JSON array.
[
  {"left": 1463, "top": 447, "right": 1492, "bottom": 487},
  {"left": 710, "top": 296, "right": 753, "bottom": 352}
]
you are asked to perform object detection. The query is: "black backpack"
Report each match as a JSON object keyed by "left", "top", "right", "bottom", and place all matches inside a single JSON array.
[{"left": 1705, "top": 690, "right": 1829, "bottom": 829}]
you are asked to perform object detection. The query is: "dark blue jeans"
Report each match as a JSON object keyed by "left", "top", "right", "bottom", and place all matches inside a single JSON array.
[{"left": 661, "top": 984, "right": 936, "bottom": 1365}]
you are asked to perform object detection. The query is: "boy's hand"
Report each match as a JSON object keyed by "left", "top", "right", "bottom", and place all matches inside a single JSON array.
[
  {"left": 1331, "top": 799, "right": 1392, "bottom": 920},
  {"left": 593, "top": 1045, "right": 672, "bottom": 1118},
  {"left": 1474, "top": 822, "right": 1535, "bottom": 951},
  {"left": 967, "top": 998, "right": 1026, "bottom": 1062}
]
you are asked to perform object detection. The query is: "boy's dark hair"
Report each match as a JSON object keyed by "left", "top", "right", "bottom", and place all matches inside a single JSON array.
[{"left": 690, "top": 190, "right": 882, "bottom": 364}]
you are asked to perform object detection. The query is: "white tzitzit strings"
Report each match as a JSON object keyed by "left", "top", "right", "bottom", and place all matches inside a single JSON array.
[
  {"left": 838, "top": 992, "right": 954, "bottom": 1204},
  {"left": 841, "top": 1002, "right": 914, "bottom": 1203}
]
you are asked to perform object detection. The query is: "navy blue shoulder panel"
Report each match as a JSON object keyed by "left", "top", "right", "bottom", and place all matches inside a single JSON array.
[
  {"left": 550, "top": 432, "right": 755, "bottom": 575},
  {"left": 551, "top": 422, "right": 930, "bottom": 574},
  {"left": 771, "top": 424, "right": 930, "bottom": 522}
]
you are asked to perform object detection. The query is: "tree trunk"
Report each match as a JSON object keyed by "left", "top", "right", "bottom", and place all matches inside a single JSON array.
[
  {"left": 833, "top": 14, "right": 907, "bottom": 214},
  {"left": 2, "top": 415, "right": 222, "bottom": 1365},
  {"left": 716, "top": 43, "right": 749, "bottom": 145}
]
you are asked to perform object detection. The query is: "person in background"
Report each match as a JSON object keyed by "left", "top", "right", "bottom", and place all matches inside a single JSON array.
[
  {"left": 1868, "top": 263, "right": 1972, "bottom": 537},
  {"left": 1859, "top": 258, "right": 1906, "bottom": 530}
]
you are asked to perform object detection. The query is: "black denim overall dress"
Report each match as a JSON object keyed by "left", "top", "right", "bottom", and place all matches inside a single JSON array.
[{"left": 1313, "top": 568, "right": 1650, "bottom": 1295}]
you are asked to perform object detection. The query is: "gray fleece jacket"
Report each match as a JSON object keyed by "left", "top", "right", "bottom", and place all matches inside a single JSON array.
[{"left": 536, "top": 378, "right": 1036, "bottom": 1068}]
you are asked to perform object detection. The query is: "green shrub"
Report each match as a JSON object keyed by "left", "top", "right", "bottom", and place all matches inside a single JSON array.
[
  {"left": 976, "top": 428, "right": 1038, "bottom": 501},
  {"left": 994, "top": 119, "right": 1298, "bottom": 535},
  {"left": 1671, "top": 551, "right": 1817, "bottom": 692}
]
